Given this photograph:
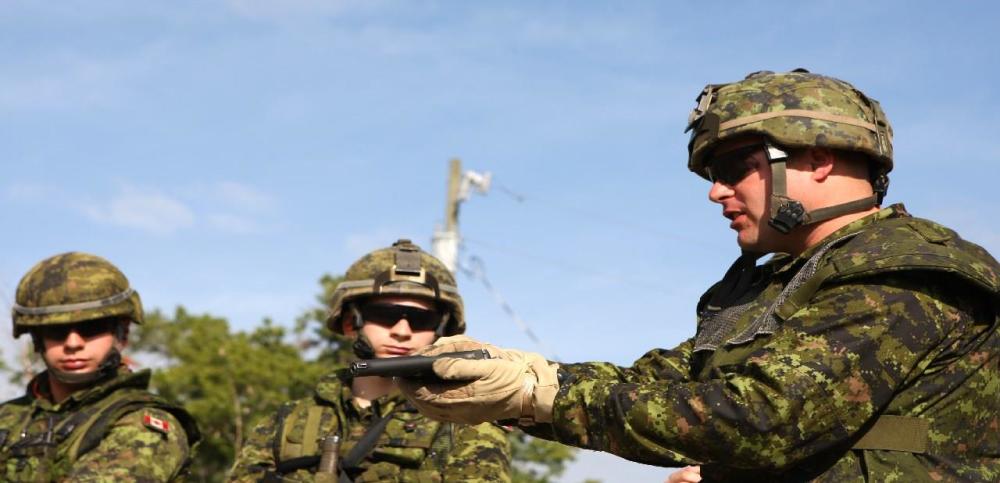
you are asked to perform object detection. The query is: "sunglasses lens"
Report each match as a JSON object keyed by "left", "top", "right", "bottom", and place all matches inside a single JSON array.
[
  {"left": 361, "top": 304, "right": 441, "bottom": 331},
  {"left": 39, "top": 319, "right": 115, "bottom": 341},
  {"left": 77, "top": 320, "right": 114, "bottom": 338},
  {"left": 707, "top": 145, "right": 759, "bottom": 185},
  {"left": 40, "top": 326, "right": 71, "bottom": 341}
]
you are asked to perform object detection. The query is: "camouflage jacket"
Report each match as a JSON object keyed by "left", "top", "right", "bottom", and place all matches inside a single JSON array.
[
  {"left": 229, "top": 369, "right": 511, "bottom": 482},
  {"left": 0, "top": 367, "right": 199, "bottom": 482},
  {"left": 529, "top": 205, "right": 999, "bottom": 482}
]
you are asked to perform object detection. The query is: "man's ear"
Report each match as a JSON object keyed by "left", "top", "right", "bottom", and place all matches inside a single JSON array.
[{"left": 808, "top": 147, "right": 835, "bottom": 182}]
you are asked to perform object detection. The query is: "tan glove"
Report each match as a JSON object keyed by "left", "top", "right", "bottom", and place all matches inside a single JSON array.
[{"left": 398, "top": 335, "right": 560, "bottom": 426}]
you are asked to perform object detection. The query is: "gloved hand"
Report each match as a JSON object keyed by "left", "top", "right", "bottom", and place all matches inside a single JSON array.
[{"left": 397, "top": 335, "right": 560, "bottom": 426}]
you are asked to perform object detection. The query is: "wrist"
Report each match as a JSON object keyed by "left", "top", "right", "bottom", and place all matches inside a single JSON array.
[{"left": 522, "top": 361, "right": 560, "bottom": 425}]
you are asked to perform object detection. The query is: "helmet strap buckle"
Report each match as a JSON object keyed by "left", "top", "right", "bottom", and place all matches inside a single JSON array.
[
  {"left": 769, "top": 198, "right": 806, "bottom": 234},
  {"left": 872, "top": 173, "right": 889, "bottom": 205}
]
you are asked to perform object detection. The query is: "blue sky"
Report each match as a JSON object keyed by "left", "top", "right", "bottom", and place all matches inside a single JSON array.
[{"left": 2, "top": 1, "right": 999, "bottom": 480}]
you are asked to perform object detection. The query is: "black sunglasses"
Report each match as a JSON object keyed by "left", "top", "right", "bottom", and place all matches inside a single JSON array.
[
  {"left": 705, "top": 144, "right": 764, "bottom": 185},
  {"left": 38, "top": 319, "right": 117, "bottom": 342},
  {"left": 359, "top": 303, "right": 442, "bottom": 331}
]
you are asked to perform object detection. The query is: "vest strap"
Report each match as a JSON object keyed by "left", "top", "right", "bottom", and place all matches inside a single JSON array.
[{"left": 301, "top": 405, "right": 325, "bottom": 457}]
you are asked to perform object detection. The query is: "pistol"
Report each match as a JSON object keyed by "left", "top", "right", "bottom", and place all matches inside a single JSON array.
[{"left": 350, "top": 349, "right": 492, "bottom": 379}]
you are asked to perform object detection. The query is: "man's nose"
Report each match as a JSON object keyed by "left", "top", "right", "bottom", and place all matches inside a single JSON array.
[
  {"left": 708, "top": 180, "right": 734, "bottom": 203},
  {"left": 63, "top": 330, "right": 85, "bottom": 347},
  {"left": 390, "top": 319, "right": 413, "bottom": 337}
]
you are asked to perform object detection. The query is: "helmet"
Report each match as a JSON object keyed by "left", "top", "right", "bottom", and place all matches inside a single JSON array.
[
  {"left": 687, "top": 69, "right": 893, "bottom": 176},
  {"left": 12, "top": 252, "right": 143, "bottom": 338},
  {"left": 327, "top": 239, "right": 464, "bottom": 336},
  {"left": 686, "top": 69, "right": 894, "bottom": 233}
]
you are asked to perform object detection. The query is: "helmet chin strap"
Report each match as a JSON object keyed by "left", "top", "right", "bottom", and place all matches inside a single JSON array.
[
  {"left": 349, "top": 304, "right": 376, "bottom": 360},
  {"left": 47, "top": 347, "right": 122, "bottom": 385},
  {"left": 766, "top": 143, "right": 879, "bottom": 234},
  {"left": 434, "top": 311, "right": 451, "bottom": 338}
]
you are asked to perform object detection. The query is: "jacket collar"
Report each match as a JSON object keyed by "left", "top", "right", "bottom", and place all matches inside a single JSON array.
[{"left": 772, "top": 203, "right": 910, "bottom": 276}]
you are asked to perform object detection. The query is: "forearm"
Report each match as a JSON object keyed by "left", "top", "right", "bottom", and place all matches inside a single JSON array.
[{"left": 548, "top": 364, "right": 845, "bottom": 468}]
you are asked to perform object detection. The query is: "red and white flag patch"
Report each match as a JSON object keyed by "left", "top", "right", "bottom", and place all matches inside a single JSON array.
[{"left": 143, "top": 413, "right": 171, "bottom": 434}]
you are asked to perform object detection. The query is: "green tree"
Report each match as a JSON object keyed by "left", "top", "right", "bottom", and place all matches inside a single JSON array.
[
  {"left": 133, "top": 307, "right": 326, "bottom": 482},
  {"left": 292, "top": 273, "right": 354, "bottom": 367},
  {"left": 509, "top": 430, "right": 579, "bottom": 483}
]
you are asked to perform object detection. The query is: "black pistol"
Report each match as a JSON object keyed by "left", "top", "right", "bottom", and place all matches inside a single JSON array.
[{"left": 350, "top": 349, "right": 492, "bottom": 379}]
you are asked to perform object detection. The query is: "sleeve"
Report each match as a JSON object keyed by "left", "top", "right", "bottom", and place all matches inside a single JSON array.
[
  {"left": 442, "top": 422, "right": 512, "bottom": 482},
  {"left": 226, "top": 410, "right": 283, "bottom": 482},
  {"left": 561, "top": 337, "right": 697, "bottom": 385},
  {"left": 546, "top": 276, "right": 967, "bottom": 470},
  {"left": 67, "top": 408, "right": 191, "bottom": 482}
]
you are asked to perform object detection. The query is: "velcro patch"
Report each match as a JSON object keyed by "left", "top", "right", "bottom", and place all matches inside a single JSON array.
[{"left": 143, "top": 413, "right": 170, "bottom": 434}]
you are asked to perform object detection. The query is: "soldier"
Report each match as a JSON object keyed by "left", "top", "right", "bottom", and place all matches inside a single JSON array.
[
  {"left": 398, "top": 70, "right": 1000, "bottom": 481},
  {"left": 228, "top": 239, "right": 511, "bottom": 482},
  {"left": 0, "top": 252, "right": 200, "bottom": 481}
]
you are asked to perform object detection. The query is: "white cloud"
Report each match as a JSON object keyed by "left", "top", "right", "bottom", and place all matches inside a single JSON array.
[
  {"left": 224, "top": 0, "right": 382, "bottom": 20},
  {"left": 0, "top": 45, "right": 164, "bottom": 111},
  {"left": 82, "top": 186, "right": 195, "bottom": 234},
  {"left": 216, "top": 181, "right": 277, "bottom": 214},
  {"left": 4, "top": 183, "right": 53, "bottom": 202},
  {"left": 206, "top": 213, "right": 259, "bottom": 234}
]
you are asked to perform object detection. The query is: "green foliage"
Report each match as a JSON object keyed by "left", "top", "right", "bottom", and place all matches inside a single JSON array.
[
  {"left": 509, "top": 430, "right": 578, "bottom": 483},
  {"left": 134, "top": 308, "right": 326, "bottom": 482},
  {"left": 293, "top": 273, "right": 354, "bottom": 367}
]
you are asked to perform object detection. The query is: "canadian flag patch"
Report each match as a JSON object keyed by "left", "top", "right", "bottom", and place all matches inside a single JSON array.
[{"left": 143, "top": 413, "right": 170, "bottom": 434}]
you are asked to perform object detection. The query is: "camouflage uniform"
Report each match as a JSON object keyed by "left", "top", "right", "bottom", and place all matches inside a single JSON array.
[
  {"left": 530, "top": 205, "right": 999, "bottom": 481},
  {"left": 515, "top": 72, "right": 1000, "bottom": 481},
  {"left": 229, "top": 370, "right": 511, "bottom": 482},
  {"left": 1, "top": 252, "right": 200, "bottom": 482},
  {"left": 0, "top": 368, "right": 198, "bottom": 482},
  {"left": 231, "top": 240, "right": 512, "bottom": 482}
]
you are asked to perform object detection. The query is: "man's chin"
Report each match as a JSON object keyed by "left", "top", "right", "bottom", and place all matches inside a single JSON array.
[{"left": 736, "top": 233, "right": 757, "bottom": 251}]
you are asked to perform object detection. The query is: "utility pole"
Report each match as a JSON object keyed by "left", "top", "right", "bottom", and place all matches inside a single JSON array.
[
  {"left": 432, "top": 158, "right": 491, "bottom": 273},
  {"left": 445, "top": 158, "right": 461, "bottom": 232}
]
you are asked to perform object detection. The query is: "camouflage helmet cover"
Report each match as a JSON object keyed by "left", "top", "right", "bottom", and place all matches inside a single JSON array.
[
  {"left": 686, "top": 69, "right": 894, "bottom": 180},
  {"left": 327, "top": 239, "right": 465, "bottom": 336},
  {"left": 12, "top": 252, "right": 143, "bottom": 337}
]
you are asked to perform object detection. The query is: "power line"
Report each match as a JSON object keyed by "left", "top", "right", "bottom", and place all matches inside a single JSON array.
[
  {"left": 459, "top": 255, "right": 559, "bottom": 361},
  {"left": 463, "top": 237, "right": 674, "bottom": 295},
  {"left": 492, "top": 179, "right": 729, "bottom": 252}
]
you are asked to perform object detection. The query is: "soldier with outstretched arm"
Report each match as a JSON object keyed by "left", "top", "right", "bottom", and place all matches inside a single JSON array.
[{"left": 398, "top": 70, "right": 1000, "bottom": 482}]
